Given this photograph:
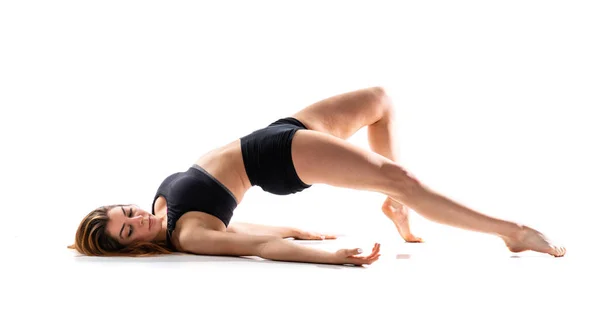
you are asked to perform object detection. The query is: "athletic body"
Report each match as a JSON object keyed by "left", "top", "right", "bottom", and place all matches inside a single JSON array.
[{"left": 70, "top": 87, "right": 566, "bottom": 265}]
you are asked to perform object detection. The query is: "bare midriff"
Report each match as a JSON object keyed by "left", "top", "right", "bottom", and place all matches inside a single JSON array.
[{"left": 193, "top": 138, "right": 252, "bottom": 206}]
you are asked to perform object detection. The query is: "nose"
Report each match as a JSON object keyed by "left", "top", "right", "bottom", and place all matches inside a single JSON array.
[{"left": 127, "top": 215, "right": 145, "bottom": 227}]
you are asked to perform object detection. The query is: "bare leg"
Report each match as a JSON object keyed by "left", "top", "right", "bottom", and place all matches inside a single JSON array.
[
  {"left": 366, "top": 100, "right": 422, "bottom": 242},
  {"left": 291, "top": 87, "right": 421, "bottom": 242},
  {"left": 291, "top": 129, "right": 566, "bottom": 257}
]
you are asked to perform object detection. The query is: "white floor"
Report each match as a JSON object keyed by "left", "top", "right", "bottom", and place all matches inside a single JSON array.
[{"left": 4, "top": 230, "right": 596, "bottom": 324}]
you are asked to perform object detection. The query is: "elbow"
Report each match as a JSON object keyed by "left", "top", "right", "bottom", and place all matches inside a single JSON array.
[{"left": 178, "top": 241, "right": 201, "bottom": 255}]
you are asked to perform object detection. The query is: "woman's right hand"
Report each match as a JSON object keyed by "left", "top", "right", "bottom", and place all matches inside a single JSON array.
[{"left": 333, "top": 243, "right": 381, "bottom": 266}]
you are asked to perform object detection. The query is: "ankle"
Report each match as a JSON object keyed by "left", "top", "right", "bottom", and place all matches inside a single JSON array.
[{"left": 502, "top": 223, "right": 526, "bottom": 240}]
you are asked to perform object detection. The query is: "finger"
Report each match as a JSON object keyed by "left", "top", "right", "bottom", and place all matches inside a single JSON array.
[
  {"left": 374, "top": 243, "right": 381, "bottom": 253},
  {"left": 368, "top": 253, "right": 381, "bottom": 261},
  {"left": 311, "top": 233, "right": 335, "bottom": 240},
  {"left": 308, "top": 233, "right": 324, "bottom": 240},
  {"left": 347, "top": 248, "right": 363, "bottom": 256},
  {"left": 371, "top": 243, "right": 379, "bottom": 254},
  {"left": 371, "top": 247, "right": 381, "bottom": 257},
  {"left": 311, "top": 232, "right": 333, "bottom": 240},
  {"left": 345, "top": 244, "right": 381, "bottom": 260},
  {"left": 354, "top": 254, "right": 380, "bottom": 265},
  {"left": 366, "top": 253, "right": 381, "bottom": 262},
  {"left": 298, "top": 232, "right": 321, "bottom": 240},
  {"left": 366, "top": 243, "right": 380, "bottom": 258},
  {"left": 338, "top": 248, "right": 358, "bottom": 258},
  {"left": 364, "top": 250, "right": 377, "bottom": 259},
  {"left": 348, "top": 252, "right": 380, "bottom": 261},
  {"left": 367, "top": 249, "right": 379, "bottom": 257},
  {"left": 363, "top": 252, "right": 380, "bottom": 262},
  {"left": 292, "top": 231, "right": 306, "bottom": 239},
  {"left": 368, "top": 255, "right": 380, "bottom": 264}
]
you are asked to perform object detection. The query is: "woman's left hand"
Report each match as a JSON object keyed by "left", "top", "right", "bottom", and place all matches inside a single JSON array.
[{"left": 290, "top": 229, "right": 337, "bottom": 240}]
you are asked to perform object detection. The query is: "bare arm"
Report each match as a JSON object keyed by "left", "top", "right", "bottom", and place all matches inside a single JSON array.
[
  {"left": 227, "top": 222, "right": 337, "bottom": 240},
  {"left": 226, "top": 222, "right": 296, "bottom": 238},
  {"left": 178, "top": 226, "right": 379, "bottom": 265}
]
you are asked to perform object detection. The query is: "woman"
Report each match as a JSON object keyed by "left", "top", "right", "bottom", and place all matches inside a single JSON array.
[{"left": 69, "top": 87, "right": 566, "bottom": 265}]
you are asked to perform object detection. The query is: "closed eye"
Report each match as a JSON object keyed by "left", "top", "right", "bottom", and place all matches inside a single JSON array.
[
  {"left": 121, "top": 206, "right": 134, "bottom": 239},
  {"left": 128, "top": 208, "right": 134, "bottom": 237}
]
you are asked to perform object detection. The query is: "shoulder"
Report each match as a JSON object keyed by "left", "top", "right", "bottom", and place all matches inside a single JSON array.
[{"left": 169, "top": 210, "right": 226, "bottom": 249}]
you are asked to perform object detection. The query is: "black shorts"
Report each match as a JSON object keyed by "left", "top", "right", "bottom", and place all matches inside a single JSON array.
[{"left": 240, "top": 117, "right": 312, "bottom": 195}]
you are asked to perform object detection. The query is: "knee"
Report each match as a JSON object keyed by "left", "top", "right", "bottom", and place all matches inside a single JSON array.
[
  {"left": 369, "top": 86, "right": 387, "bottom": 98},
  {"left": 379, "top": 162, "right": 422, "bottom": 201},
  {"left": 368, "top": 86, "right": 395, "bottom": 120}
]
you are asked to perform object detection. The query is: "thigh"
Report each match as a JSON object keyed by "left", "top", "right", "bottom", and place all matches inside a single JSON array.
[
  {"left": 291, "top": 87, "right": 389, "bottom": 140},
  {"left": 291, "top": 129, "right": 419, "bottom": 199}
]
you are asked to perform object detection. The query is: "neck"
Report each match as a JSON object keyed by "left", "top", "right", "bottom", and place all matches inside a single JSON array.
[{"left": 152, "top": 209, "right": 169, "bottom": 244}]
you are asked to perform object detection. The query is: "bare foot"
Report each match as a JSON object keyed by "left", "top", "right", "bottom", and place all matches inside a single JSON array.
[
  {"left": 382, "top": 196, "right": 423, "bottom": 243},
  {"left": 502, "top": 225, "right": 566, "bottom": 257}
]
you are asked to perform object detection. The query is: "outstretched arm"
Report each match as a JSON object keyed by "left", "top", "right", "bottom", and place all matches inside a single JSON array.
[
  {"left": 227, "top": 222, "right": 336, "bottom": 240},
  {"left": 179, "top": 226, "right": 379, "bottom": 266}
]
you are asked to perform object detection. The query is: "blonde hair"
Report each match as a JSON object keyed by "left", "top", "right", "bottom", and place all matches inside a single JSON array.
[{"left": 68, "top": 204, "right": 175, "bottom": 257}]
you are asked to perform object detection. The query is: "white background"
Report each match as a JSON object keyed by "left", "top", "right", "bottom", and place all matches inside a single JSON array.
[{"left": 1, "top": 1, "right": 598, "bottom": 323}]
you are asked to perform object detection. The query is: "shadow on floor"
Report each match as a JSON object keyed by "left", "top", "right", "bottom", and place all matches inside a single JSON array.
[
  {"left": 71, "top": 251, "right": 374, "bottom": 270},
  {"left": 396, "top": 254, "right": 412, "bottom": 259}
]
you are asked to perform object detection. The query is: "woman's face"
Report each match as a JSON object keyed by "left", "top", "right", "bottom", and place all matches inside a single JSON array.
[{"left": 106, "top": 205, "right": 163, "bottom": 245}]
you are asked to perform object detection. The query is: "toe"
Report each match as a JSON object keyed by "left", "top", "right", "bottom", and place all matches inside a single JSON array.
[
  {"left": 407, "top": 235, "right": 423, "bottom": 243},
  {"left": 552, "top": 246, "right": 566, "bottom": 257}
]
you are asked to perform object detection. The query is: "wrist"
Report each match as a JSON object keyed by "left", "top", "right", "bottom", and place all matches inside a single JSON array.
[
  {"left": 313, "top": 249, "right": 338, "bottom": 264},
  {"left": 328, "top": 251, "right": 344, "bottom": 264},
  {"left": 327, "top": 252, "right": 341, "bottom": 264}
]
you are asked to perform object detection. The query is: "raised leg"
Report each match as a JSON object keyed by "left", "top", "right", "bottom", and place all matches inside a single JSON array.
[
  {"left": 291, "top": 87, "right": 421, "bottom": 242},
  {"left": 290, "top": 129, "right": 566, "bottom": 257},
  {"left": 366, "top": 96, "right": 423, "bottom": 242}
]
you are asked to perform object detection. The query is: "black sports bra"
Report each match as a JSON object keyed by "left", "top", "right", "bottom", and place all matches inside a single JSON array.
[{"left": 151, "top": 164, "right": 238, "bottom": 246}]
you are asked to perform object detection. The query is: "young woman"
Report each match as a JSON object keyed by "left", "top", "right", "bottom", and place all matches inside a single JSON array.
[{"left": 69, "top": 87, "right": 566, "bottom": 265}]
